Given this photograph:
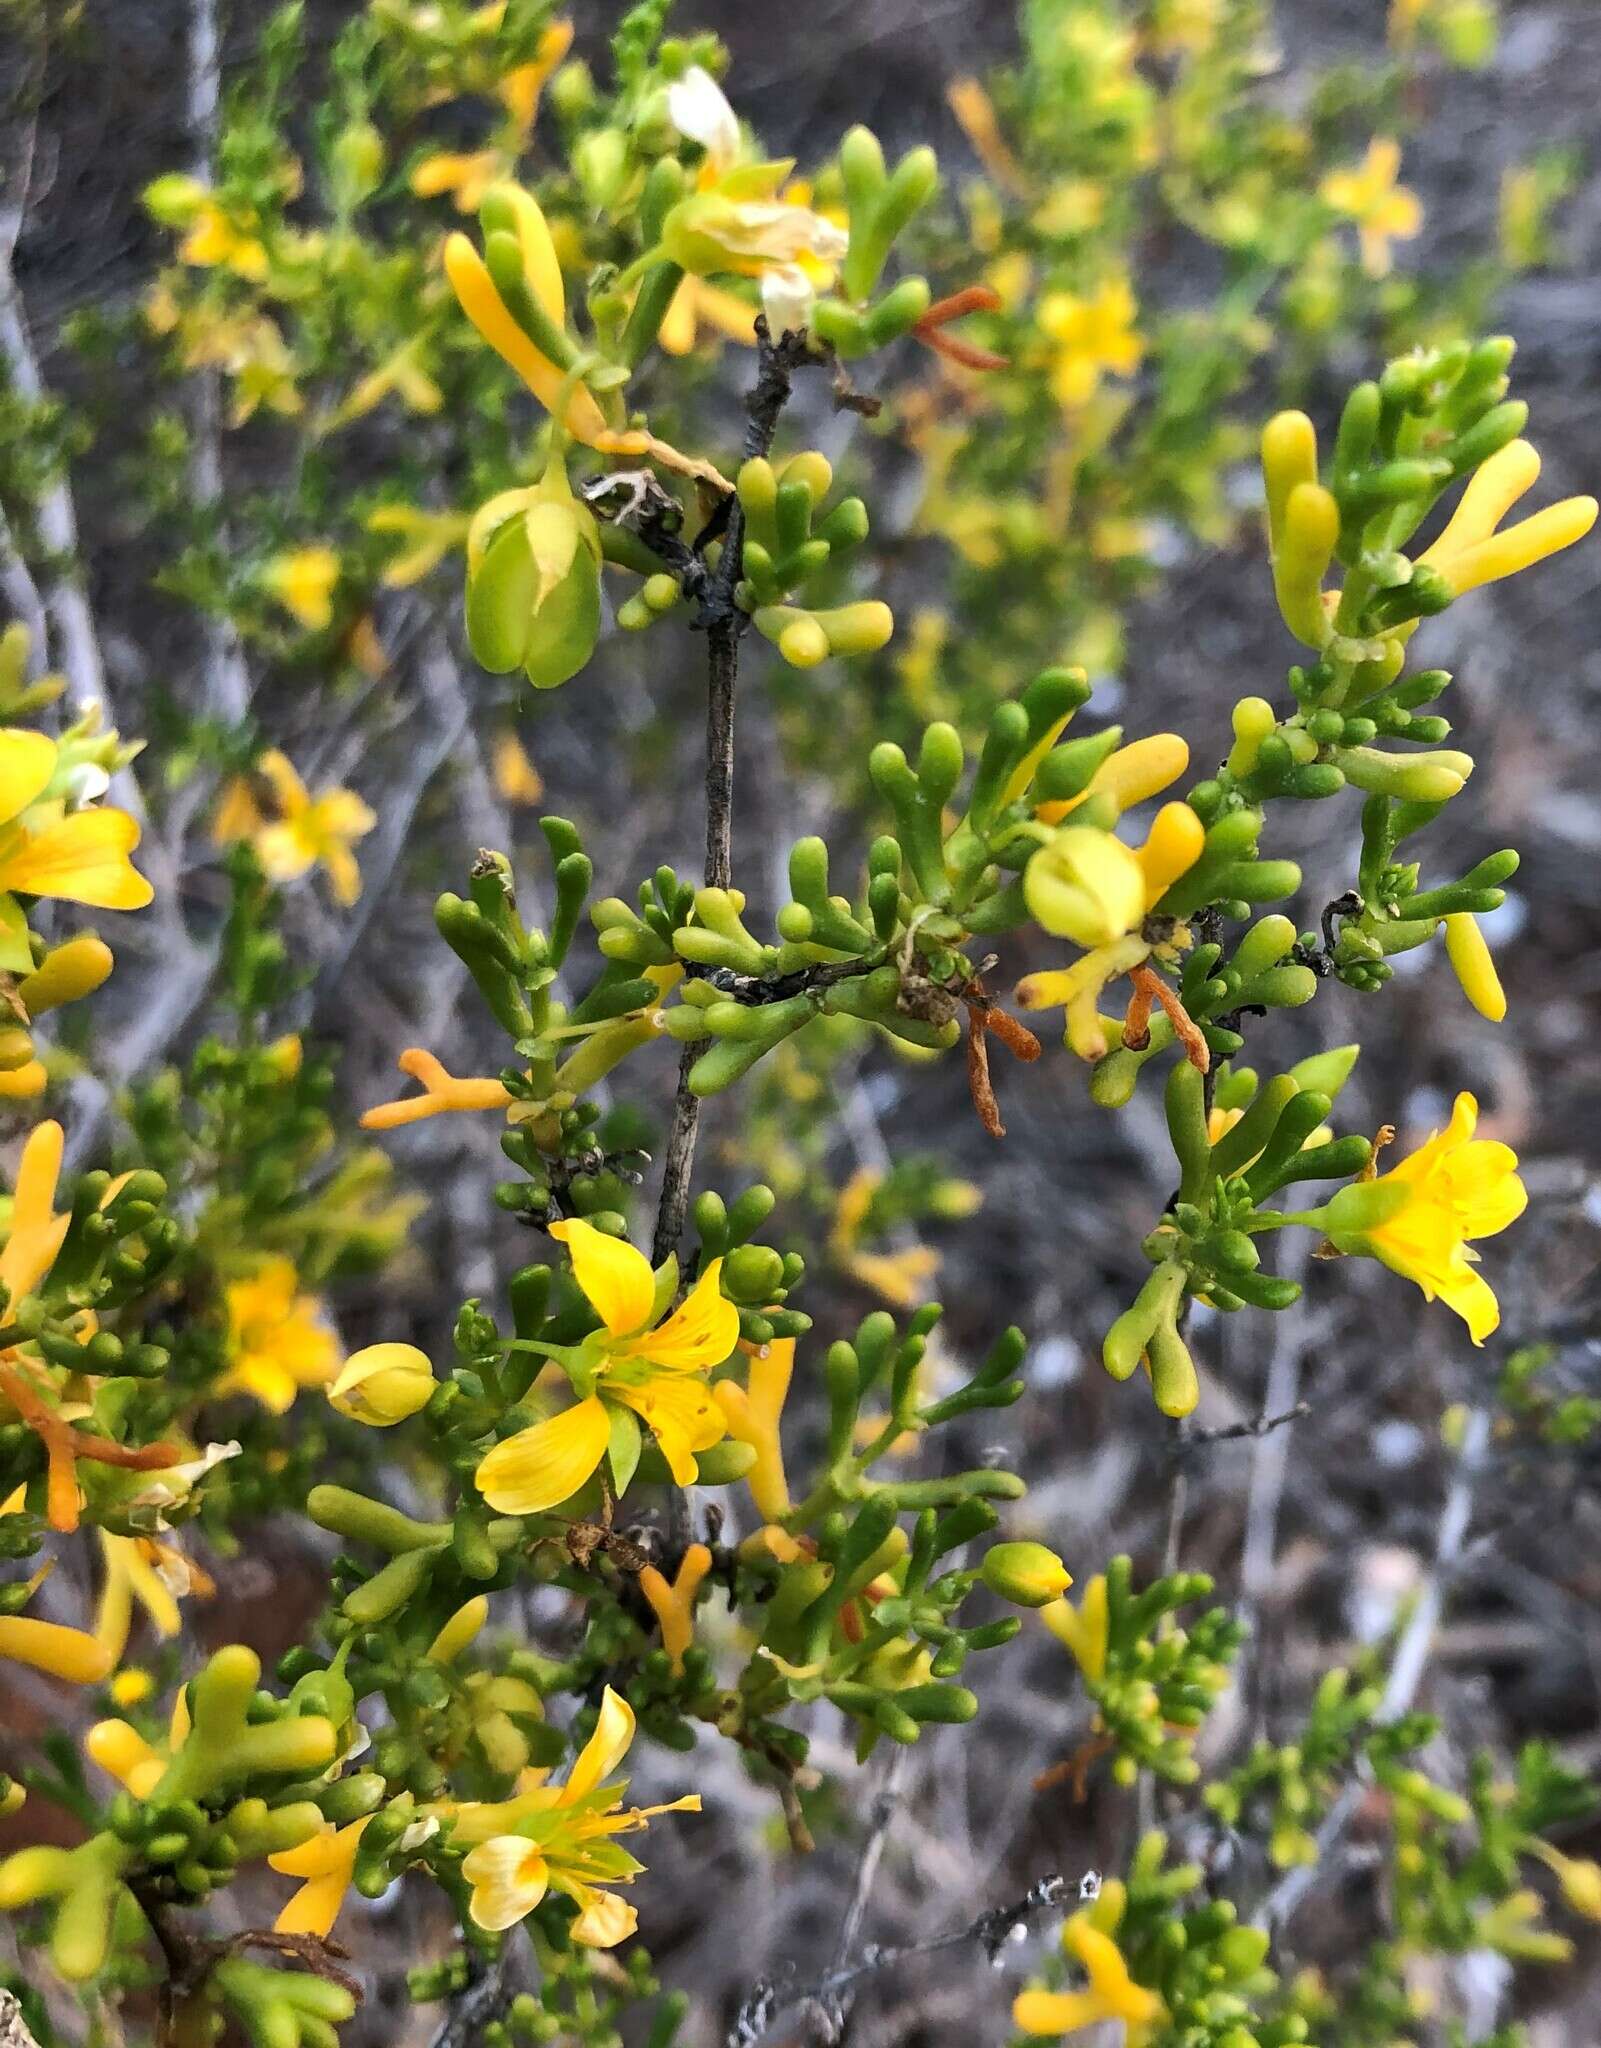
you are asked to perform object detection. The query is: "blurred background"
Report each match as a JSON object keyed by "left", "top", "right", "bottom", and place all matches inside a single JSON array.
[{"left": 4, "top": 0, "right": 1601, "bottom": 2041}]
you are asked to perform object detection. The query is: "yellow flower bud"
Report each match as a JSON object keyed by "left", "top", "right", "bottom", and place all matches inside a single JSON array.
[
  {"left": 328, "top": 1343, "right": 436, "bottom": 1426},
  {"left": 1444, "top": 913, "right": 1506, "bottom": 1022},
  {"left": 428, "top": 1596, "right": 491, "bottom": 1665},
  {"left": 1555, "top": 1854, "right": 1601, "bottom": 1921},
  {"left": 0, "top": 1615, "right": 114, "bottom": 1685},
  {"left": 980, "top": 1541, "right": 1073, "bottom": 1608},
  {"left": 1025, "top": 827, "right": 1146, "bottom": 948},
  {"left": 1440, "top": 495, "right": 1597, "bottom": 596},
  {"left": 18, "top": 936, "right": 114, "bottom": 1016}
]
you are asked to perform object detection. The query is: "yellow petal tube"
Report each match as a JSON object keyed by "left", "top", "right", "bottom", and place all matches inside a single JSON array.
[
  {"left": 1271, "top": 481, "right": 1339, "bottom": 647},
  {"left": 0, "top": 1615, "right": 114, "bottom": 1685},
  {"left": 476, "top": 1395, "right": 611, "bottom": 1514},
  {"left": 638, "top": 1543, "right": 713, "bottom": 1674},
  {"left": 1134, "top": 802, "right": 1205, "bottom": 909},
  {"left": 443, "top": 230, "right": 610, "bottom": 447},
  {"left": 1037, "top": 732, "right": 1189, "bottom": 826},
  {"left": 713, "top": 1337, "right": 794, "bottom": 1519},
  {"left": 1438, "top": 496, "right": 1597, "bottom": 596},
  {"left": 1444, "top": 912, "right": 1507, "bottom": 1022},
  {"left": 361, "top": 1047, "right": 513, "bottom": 1129},
  {"left": 1421, "top": 438, "right": 1542, "bottom": 566},
  {"left": 1040, "top": 1573, "right": 1110, "bottom": 1682}
]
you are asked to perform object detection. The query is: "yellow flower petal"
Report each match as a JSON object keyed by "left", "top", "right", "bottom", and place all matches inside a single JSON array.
[
  {"left": 549, "top": 1218, "right": 656, "bottom": 1338},
  {"left": 475, "top": 1395, "right": 610, "bottom": 1514},
  {"left": 464, "top": 1836, "right": 550, "bottom": 1932},
  {"left": 563, "top": 1685, "right": 636, "bottom": 1800},
  {"left": 0, "top": 731, "right": 58, "bottom": 828},
  {"left": 0, "top": 809, "right": 153, "bottom": 911},
  {"left": 623, "top": 1258, "right": 738, "bottom": 1370}
]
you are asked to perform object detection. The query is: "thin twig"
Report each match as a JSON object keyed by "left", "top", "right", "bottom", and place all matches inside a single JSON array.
[
  {"left": 730, "top": 1868, "right": 1086, "bottom": 2048},
  {"left": 1257, "top": 1404, "right": 1491, "bottom": 1933}
]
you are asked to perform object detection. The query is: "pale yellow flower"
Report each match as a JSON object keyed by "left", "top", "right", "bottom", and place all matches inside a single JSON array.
[
  {"left": 1320, "top": 139, "right": 1422, "bottom": 278},
  {"left": 219, "top": 1258, "right": 341, "bottom": 1412}
]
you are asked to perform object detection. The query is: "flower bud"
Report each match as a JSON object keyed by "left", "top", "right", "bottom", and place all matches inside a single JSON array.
[
  {"left": 328, "top": 1344, "right": 436, "bottom": 1426},
  {"left": 980, "top": 1541, "right": 1073, "bottom": 1607},
  {"left": 1025, "top": 827, "right": 1146, "bottom": 947}
]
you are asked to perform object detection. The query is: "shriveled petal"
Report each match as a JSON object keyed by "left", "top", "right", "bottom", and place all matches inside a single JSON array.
[
  {"left": 549, "top": 1217, "right": 656, "bottom": 1337},
  {"left": 563, "top": 1685, "right": 636, "bottom": 1800},
  {"left": 0, "top": 809, "right": 153, "bottom": 910},
  {"left": 463, "top": 1836, "right": 550, "bottom": 1932},
  {"left": 476, "top": 1396, "right": 610, "bottom": 1514},
  {"left": 0, "top": 731, "right": 59, "bottom": 828},
  {"left": 626, "top": 1259, "right": 738, "bottom": 1371}
]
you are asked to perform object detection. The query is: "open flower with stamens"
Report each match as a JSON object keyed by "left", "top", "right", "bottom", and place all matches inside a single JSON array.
[
  {"left": 475, "top": 1219, "right": 738, "bottom": 1514},
  {"left": 1312, "top": 1092, "right": 1525, "bottom": 1343},
  {"left": 450, "top": 1686, "right": 699, "bottom": 1942},
  {"left": 1016, "top": 802, "right": 1206, "bottom": 1060}
]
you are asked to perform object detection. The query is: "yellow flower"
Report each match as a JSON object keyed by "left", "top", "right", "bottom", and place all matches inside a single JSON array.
[
  {"left": 365, "top": 504, "right": 472, "bottom": 588},
  {"left": 713, "top": 1339, "right": 794, "bottom": 1520},
  {"left": 453, "top": 1685, "right": 699, "bottom": 1942},
  {"left": 330, "top": 340, "right": 443, "bottom": 428},
  {"left": 328, "top": 1342, "right": 435, "bottom": 1426},
  {"left": 248, "top": 750, "right": 375, "bottom": 907},
  {"left": 1040, "top": 1573, "right": 1110, "bottom": 1685},
  {"left": 93, "top": 1531, "right": 183, "bottom": 1668},
  {"left": 219, "top": 1258, "right": 341, "bottom": 1413},
  {"left": 493, "top": 733, "right": 544, "bottom": 805},
  {"left": 1014, "top": 1911, "right": 1165, "bottom": 2043},
  {"left": 262, "top": 546, "right": 340, "bottom": 630},
  {"left": 1319, "top": 1092, "right": 1526, "bottom": 1344},
  {"left": 0, "top": 1119, "right": 70, "bottom": 1305},
  {"left": 1320, "top": 139, "right": 1422, "bottom": 278},
  {"left": 1037, "top": 280, "right": 1144, "bottom": 410},
  {"left": 269, "top": 1817, "right": 373, "bottom": 1938},
  {"left": 0, "top": 729, "right": 152, "bottom": 924},
  {"left": 637, "top": 1542, "right": 713, "bottom": 1674},
  {"left": 475, "top": 1220, "right": 739, "bottom": 1514},
  {"left": 1017, "top": 803, "right": 1206, "bottom": 1059},
  {"left": 179, "top": 201, "right": 268, "bottom": 280},
  {"left": 1417, "top": 439, "right": 1596, "bottom": 598},
  {"left": 361, "top": 1046, "right": 514, "bottom": 1130},
  {"left": 826, "top": 1166, "right": 940, "bottom": 1308}
]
